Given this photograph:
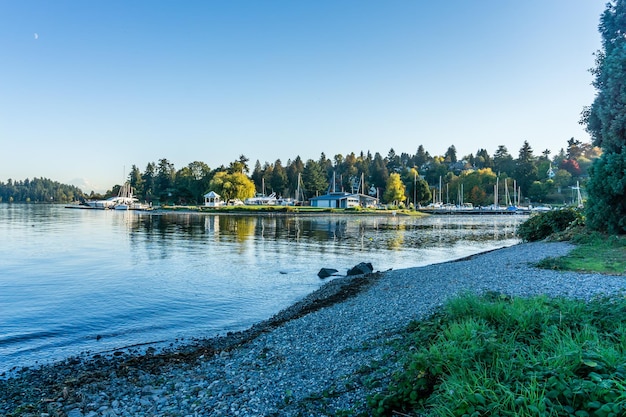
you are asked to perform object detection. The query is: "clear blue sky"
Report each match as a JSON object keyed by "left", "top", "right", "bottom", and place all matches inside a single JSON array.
[{"left": 0, "top": 1, "right": 606, "bottom": 193}]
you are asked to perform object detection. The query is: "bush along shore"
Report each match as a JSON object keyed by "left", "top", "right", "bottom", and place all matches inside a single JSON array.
[{"left": 2, "top": 241, "right": 626, "bottom": 417}]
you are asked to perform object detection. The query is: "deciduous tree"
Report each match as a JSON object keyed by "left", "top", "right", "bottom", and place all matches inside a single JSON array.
[
  {"left": 208, "top": 171, "right": 255, "bottom": 202},
  {"left": 383, "top": 173, "right": 406, "bottom": 205}
]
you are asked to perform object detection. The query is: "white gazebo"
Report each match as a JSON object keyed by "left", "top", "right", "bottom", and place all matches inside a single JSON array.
[{"left": 203, "top": 191, "right": 223, "bottom": 207}]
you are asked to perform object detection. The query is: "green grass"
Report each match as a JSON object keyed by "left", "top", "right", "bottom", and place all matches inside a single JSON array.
[
  {"left": 538, "top": 230, "right": 626, "bottom": 275},
  {"left": 366, "top": 293, "right": 626, "bottom": 417}
]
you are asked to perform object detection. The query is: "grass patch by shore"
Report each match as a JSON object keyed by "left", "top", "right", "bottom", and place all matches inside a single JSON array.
[
  {"left": 538, "top": 230, "right": 626, "bottom": 275},
  {"left": 516, "top": 210, "right": 625, "bottom": 275},
  {"left": 366, "top": 292, "right": 626, "bottom": 417}
]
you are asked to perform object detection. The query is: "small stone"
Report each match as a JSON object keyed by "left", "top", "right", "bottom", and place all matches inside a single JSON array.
[
  {"left": 347, "top": 262, "right": 374, "bottom": 276},
  {"left": 318, "top": 268, "right": 338, "bottom": 278}
]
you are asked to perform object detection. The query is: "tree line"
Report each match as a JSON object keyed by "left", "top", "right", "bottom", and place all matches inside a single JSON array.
[
  {"left": 114, "top": 137, "right": 599, "bottom": 207},
  {"left": 0, "top": 137, "right": 600, "bottom": 206},
  {"left": 0, "top": 177, "right": 84, "bottom": 203}
]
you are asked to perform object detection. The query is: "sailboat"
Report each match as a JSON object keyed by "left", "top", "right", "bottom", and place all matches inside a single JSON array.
[
  {"left": 245, "top": 178, "right": 278, "bottom": 205},
  {"left": 112, "top": 182, "right": 136, "bottom": 210},
  {"left": 277, "top": 173, "right": 308, "bottom": 206}
]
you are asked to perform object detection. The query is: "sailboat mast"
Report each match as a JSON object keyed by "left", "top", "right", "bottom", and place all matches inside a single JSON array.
[
  {"left": 296, "top": 173, "right": 301, "bottom": 202},
  {"left": 495, "top": 176, "right": 499, "bottom": 208},
  {"left": 438, "top": 176, "right": 442, "bottom": 204},
  {"left": 413, "top": 171, "right": 416, "bottom": 207},
  {"left": 504, "top": 178, "right": 510, "bottom": 206},
  {"left": 362, "top": 172, "right": 365, "bottom": 195}
]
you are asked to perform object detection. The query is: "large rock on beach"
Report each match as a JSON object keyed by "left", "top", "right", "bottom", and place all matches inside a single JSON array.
[
  {"left": 317, "top": 268, "right": 339, "bottom": 278},
  {"left": 347, "top": 262, "right": 374, "bottom": 276}
]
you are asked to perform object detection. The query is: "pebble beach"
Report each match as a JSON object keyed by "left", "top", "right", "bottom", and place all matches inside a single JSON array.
[{"left": 3, "top": 241, "right": 626, "bottom": 417}]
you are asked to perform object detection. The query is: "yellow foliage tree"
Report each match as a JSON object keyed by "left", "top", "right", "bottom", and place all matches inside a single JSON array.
[
  {"left": 208, "top": 172, "right": 256, "bottom": 202},
  {"left": 384, "top": 173, "right": 406, "bottom": 205}
]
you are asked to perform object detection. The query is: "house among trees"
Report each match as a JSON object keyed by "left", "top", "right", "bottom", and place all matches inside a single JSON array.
[
  {"left": 310, "top": 192, "right": 359, "bottom": 208},
  {"left": 310, "top": 192, "right": 378, "bottom": 208},
  {"left": 310, "top": 172, "right": 378, "bottom": 208}
]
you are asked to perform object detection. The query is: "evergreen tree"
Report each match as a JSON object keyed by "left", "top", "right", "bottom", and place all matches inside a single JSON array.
[
  {"left": 251, "top": 160, "right": 263, "bottom": 193},
  {"left": 515, "top": 141, "right": 538, "bottom": 195},
  {"left": 141, "top": 162, "right": 156, "bottom": 201},
  {"left": 552, "top": 148, "right": 567, "bottom": 166},
  {"left": 286, "top": 156, "right": 304, "bottom": 198},
  {"left": 370, "top": 152, "right": 389, "bottom": 190},
  {"left": 493, "top": 145, "right": 515, "bottom": 175},
  {"left": 303, "top": 159, "right": 328, "bottom": 197},
  {"left": 270, "top": 159, "right": 287, "bottom": 195},
  {"left": 475, "top": 148, "right": 493, "bottom": 169},
  {"left": 156, "top": 158, "right": 176, "bottom": 202},
  {"left": 414, "top": 145, "right": 429, "bottom": 167},
  {"left": 128, "top": 165, "right": 144, "bottom": 198},
  {"left": 583, "top": 0, "right": 626, "bottom": 233},
  {"left": 343, "top": 152, "right": 359, "bottom": 192},
  {"left": 229, "top": 155, "right": 249, "bottom": 174},
  {"left": 262, "top": 162, "right": 274, "bottom": 194},
  {"left": 318, "top": 152, "right": 333, "bottom": 180},
  {"left": 414, "top": 177, "right": 432, "bottom": 205},
  {"left": 386, "top": 148, "right": 400, "bottom": 173},
  {"left": 444, "top": 145, "right": 458, "bottom": 163},
  {"left": 356, "top": 151, "right": 372, "bottom": 187},
  {"left": 566, "top": 138, "right": 583, "bottom": 159}
]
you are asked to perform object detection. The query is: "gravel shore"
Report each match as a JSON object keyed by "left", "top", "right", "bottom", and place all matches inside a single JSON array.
[{"left": 3, "top": 241, "right": 626, "bottom": 417}]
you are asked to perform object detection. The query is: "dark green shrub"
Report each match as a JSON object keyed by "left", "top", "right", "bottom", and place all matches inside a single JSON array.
[
  {"left": 585, "top": 151, "right": 626, "bottom": 235},
  {"left": 517, "top": 208, "right": 583, "bottom": 242}
]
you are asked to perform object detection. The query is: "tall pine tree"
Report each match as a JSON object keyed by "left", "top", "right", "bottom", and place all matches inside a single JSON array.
[{"left": 583, "top": 0, "right": 626, "bottom": 233}]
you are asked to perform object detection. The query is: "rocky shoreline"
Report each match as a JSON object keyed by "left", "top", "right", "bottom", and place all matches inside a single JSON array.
[{"left": 3, "top": 242, "right": 626, "bottom": 416}]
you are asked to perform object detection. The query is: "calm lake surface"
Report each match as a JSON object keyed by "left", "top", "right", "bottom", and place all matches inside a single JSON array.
[{"left": 0, "top": 204, "right": 525, "bottom": 375}]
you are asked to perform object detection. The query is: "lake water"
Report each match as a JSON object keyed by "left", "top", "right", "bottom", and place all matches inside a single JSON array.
[{"left": 0, "top": 204, "right": 525, "bottom": 375}]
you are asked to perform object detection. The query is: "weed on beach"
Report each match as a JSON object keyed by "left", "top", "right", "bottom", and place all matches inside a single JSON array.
[
  {"left": 367, "top": 292, "right": 626, "bottom": 416},
  {"left": 537, "top": 232, "right": 626, "bottom": 275}
]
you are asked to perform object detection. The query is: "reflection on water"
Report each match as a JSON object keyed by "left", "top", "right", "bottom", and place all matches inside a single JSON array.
[
  {"left": 0, "top": 205, "right": 524, "bottom": 375},
  {"left": 94, "top": 210, "right": 523, "bottom": 274},
  {"left": 119, "top": 212, "right": 521, "bottom": 254}
]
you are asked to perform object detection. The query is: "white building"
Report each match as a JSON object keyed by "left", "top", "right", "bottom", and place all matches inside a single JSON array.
[{"left": 203, "top": 191, "right": 223, "bottom": 207}]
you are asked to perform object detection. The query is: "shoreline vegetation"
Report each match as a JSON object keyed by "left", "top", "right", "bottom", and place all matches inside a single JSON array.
[
  {"left": 2, "top": 237, "right": 626, "bottom": 416},
  {"left": 0, "top": 136, "right": 599, "bottom": 210}
]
